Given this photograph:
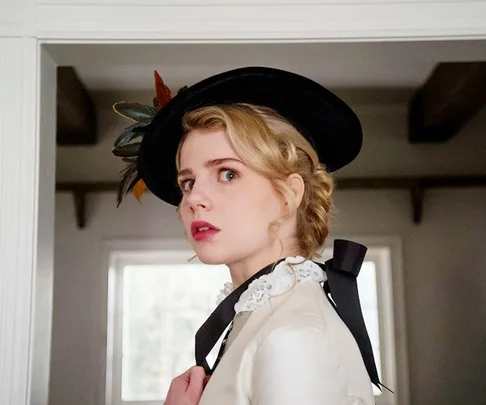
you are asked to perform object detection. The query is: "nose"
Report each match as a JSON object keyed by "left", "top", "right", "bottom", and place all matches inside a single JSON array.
[{"left": 185, "top": 185, "right": 211, "bottom": 212}]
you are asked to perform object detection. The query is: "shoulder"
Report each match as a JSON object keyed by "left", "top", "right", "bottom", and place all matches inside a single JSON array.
[
  {"left": 257, "top": 280, "right": 368, "bottom": 373},
  {"left": 248, "top": 284, "right": 374, "bottom": 405},
  {"left": 250, "top": 313, "right": 372, "bottom": 405},
  {"left": 266, "top": 278, "right": 339, "bottom": 331}
]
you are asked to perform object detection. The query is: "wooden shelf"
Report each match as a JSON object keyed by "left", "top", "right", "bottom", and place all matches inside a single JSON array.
[{"left": 56, "top": 176, "right": 486, "bottom": 229}]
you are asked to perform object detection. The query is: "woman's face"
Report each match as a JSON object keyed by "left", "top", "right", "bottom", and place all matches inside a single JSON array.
[{"left": 177, "top": 128, "right": 286, "bottom": 266}]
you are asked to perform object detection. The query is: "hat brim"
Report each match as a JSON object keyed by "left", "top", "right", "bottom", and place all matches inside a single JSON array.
[{"left": 138, "top": 66, "right": 362, "bottom": 206}]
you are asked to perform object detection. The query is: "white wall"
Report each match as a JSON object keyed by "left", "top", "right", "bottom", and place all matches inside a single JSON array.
[{"left": 51, "top": 93, "right": 486, "bottom": 405}]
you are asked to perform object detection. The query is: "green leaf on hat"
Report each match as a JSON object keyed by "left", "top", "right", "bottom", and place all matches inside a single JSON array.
[
  {"left": 114, "top": 123, "right": 145, "bottom": 148},
  {"left": 113, "top": 102, "right": 156, "bottom": 123},
  {"left": 112, "top": 143, "right": 141, "bottom": 157}
]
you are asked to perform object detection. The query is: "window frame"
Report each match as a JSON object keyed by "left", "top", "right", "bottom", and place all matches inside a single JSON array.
[
  {"left": 101, "top": 236, "right": 409, "bottom": 405},
  {"left": 102, "top": 239, "right": 196, "bottom": 405}
]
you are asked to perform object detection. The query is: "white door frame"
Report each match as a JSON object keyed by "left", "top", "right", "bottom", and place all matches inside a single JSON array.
[{"left": 1, "top": 2, "right": 485, "bottom": 405}]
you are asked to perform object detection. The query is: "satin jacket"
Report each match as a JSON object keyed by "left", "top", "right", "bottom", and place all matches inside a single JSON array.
[{"left": 198, "top": 260, "right": 375, "bottom": 405}]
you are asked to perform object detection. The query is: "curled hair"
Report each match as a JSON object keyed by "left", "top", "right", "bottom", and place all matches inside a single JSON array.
[{"left": 176, "top": 104, "right": 334, "bottom": 259}]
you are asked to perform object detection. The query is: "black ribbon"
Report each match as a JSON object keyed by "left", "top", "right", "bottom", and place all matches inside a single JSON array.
[
  {"left": 194, "top": 240, "right": 383, "bottom": 390},
  {"left": 195, "top": 259, "right": 283, "bottom": 374},
  {"left": 317, "top": 239, "right": 383, "bottom": 390}
]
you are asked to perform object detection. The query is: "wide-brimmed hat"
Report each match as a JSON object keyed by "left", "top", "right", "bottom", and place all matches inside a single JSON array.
[{"left": 112, "top": 67, "right": 363, "bottom": 207}]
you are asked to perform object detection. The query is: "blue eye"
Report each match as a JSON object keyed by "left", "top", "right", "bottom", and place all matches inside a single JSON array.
[
  {"left": 180, "top": 179, "right": 194, "bottom": 192},
  {"left": 219, "top": 169, "right": 238, "bottom": 182}
]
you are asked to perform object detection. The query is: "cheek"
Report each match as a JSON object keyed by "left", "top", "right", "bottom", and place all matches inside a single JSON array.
[
  {"left": 178, "top": 202, "right": 192, "bottom": 230},
  {"left": 229, "top": 182, "right": 283, "bottom": 227},
  {"left": 254, "top": 182, "right": 284, "bottom": 217}
]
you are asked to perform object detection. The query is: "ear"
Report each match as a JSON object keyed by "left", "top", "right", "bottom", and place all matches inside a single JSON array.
[{"left": 285, "top": 173, "right": 305, "bottom": 210}]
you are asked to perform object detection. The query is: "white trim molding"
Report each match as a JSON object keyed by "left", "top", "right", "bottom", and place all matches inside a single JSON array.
[
  {"left": 0, "top": 38, "right": 57, "bottom": 405},
  {"left": 0, "top": 38, "right": 35, "bottom": 405},
  {"left": 0, "top": 0, "right": 34, "bottom": 37},
  {"left": 35, "top": 0, "right": 486, "bottom": 41},
  {"left": 30, "top": 46, "right": 58, "bottom": 405}
]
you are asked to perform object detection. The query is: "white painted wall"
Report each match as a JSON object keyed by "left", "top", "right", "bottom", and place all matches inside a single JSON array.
[{"left": 51, "top": 94, "right": 486, "bottom": 405}]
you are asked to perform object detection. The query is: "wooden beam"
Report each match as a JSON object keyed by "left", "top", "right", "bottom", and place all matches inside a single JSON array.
[
  {"left": 409, "top": 62, "right": 486, "bottom": 143},
  {"left": 56, "top": 176, "right": 486, "bottom": 228},
  {"left": 57, "top": 66, "right": 97, "bottom": 145}
]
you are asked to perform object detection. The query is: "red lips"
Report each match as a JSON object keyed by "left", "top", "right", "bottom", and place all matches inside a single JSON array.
[{"left": 191, "top": 220, "right": 220, "bottom": 241}]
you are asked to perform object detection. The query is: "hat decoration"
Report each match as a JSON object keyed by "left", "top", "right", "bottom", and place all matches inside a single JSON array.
[{"left": 111, "top": 71, "right": 185, "bottom": 207}]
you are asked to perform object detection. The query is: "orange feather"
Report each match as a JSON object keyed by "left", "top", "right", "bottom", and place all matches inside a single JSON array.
[{"left": 132, "top": 179, "right": 147, "bottom": 203}]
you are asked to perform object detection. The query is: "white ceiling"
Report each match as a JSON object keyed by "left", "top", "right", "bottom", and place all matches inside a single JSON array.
[{"left": 46, "top": 40, "right": 486, "bottom": 92}]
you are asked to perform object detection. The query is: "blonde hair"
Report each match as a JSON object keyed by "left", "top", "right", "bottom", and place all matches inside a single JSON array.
[{"left": 176, "top": 104, "right": 334, "bottom": 260}]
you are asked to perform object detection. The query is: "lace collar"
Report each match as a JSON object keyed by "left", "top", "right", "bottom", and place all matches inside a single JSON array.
[{"left": 216, "top": 256, "right": 327, "bottom": 315}]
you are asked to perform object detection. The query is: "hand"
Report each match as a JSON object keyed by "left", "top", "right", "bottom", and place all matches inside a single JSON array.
[{"left": 165, "top": 366, "right": 208, "bottom": 405}]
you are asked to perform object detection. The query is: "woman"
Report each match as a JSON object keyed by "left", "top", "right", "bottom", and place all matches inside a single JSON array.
[{"left": 113, "top": 67, "right": 383, "bottom": 405}]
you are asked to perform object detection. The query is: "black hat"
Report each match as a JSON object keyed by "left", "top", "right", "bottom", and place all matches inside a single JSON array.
[{"left": 112, "top": 67, "right": 363, "bottom": 207}]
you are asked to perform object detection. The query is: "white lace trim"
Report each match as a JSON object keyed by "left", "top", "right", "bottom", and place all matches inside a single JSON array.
[{"left": 215, "top": 256, "right": 327, "bottom": 315}]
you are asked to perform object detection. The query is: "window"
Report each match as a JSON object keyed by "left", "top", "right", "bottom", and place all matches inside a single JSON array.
[{"left": 104, "top": 239, "right": 403, "bottom": 405}]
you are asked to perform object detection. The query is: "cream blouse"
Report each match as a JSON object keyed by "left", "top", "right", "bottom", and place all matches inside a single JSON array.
[{"left": 198, "top": 257, "right": 375, "bottom": 405}]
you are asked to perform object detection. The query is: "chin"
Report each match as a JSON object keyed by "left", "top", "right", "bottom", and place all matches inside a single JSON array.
[
  {"left": 191, "top": 242, "right": 238, "bottom": 265},
  {"left": 194, "top": 249, "right": 228, "bottom": 265}
]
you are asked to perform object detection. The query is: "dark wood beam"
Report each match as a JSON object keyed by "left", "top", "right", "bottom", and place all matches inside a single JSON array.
[
  {"left": 409, "top": 62, "right": 486, "bottom": 143},
  {"left": 57, "top": 66, "right": 97, "bottom": 145},
  {"left": 56, "top": 176, "right": 486, "bottom": 228}
]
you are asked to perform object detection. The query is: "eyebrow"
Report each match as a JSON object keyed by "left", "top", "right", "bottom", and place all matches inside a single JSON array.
[{"left": 177, "top": 158, "right": 245, "bottom": 178}]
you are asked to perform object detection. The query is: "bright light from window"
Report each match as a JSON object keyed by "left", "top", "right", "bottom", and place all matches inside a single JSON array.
[
  {"left": 357, "top": 261, "right": 382, "bottom": 395},
  {"left": 121, "top": 264, "right": 228, "bottom": 401}
]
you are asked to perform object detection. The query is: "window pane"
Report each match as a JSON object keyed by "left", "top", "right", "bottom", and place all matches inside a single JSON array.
[
  {"left": 121, "top": 263, "right": 229, "bottom": 401},
  {"left": 357, "top": 261, "right": 382, "bottom": 395}
]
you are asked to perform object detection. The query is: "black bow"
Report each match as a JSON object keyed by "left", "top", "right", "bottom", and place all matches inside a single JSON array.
[{"left": 317, "top": 239, "right": 384, "bottom": 390}]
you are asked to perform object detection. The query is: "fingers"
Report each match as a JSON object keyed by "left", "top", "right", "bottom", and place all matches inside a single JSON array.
[
  {"left": 178, "top": 367, "right": 195, "bottom": 385},
  {"left": 187, "top": 366, "right": 206, "bottom": 393},
  {"left": 165, "top": 366, "right": 208, "bottom": 405}
]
